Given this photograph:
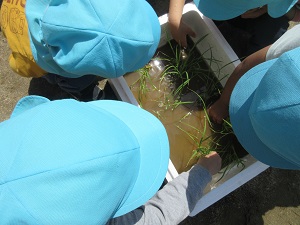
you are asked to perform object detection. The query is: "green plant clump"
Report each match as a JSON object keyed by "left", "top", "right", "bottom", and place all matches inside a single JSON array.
[{"left": 131, "top": 34, "right": 247, "bottom": 178}]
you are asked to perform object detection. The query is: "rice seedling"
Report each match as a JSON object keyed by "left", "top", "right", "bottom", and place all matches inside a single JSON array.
[
  {"left": 177, "top": 91, "right": 246, "bottom": 180},
  {"left": 125, "top": 33, "right": 246, "bottom": 178}
]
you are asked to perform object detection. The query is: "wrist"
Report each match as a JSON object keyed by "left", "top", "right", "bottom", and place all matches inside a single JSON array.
[
  {"left": 285, "top": 6, "right": 297, "bottom": 21},
  {"left": 168, "top": 14, "right": 181, "bottom": 25},
  {"left": 292, "top": 7, "right": 300, "bottom": 22}
]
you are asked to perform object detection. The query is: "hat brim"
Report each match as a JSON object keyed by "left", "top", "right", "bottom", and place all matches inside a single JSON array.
[
  {"left": 268, "top": 0, "right": 298, "bottom": 18},
  {"left": 193, "top": 0, "right": 298, "bottom": 20},
  {"left": 10, "top": 95, "right": 50, "bottom": 118},
  {"left": 229, "top": 59, "right": 299, "bottom": 169},
  {"left": 193, "top": 0, "right": 249, "bottom": 20},
  {"left": 131, "top": 0, "right": 161, "bottom": 71},
  {"left": 88, "top": 100, "right": 169, "bottom": 217}
]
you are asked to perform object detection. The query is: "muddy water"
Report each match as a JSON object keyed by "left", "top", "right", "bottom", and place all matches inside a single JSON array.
[{"left": 124, "top": 65, "right": 213, "bottom": 173}]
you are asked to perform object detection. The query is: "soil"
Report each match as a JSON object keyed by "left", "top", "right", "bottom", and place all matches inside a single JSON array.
[{"left": 1, "top": 1, "right": 300, "bottom": 224}]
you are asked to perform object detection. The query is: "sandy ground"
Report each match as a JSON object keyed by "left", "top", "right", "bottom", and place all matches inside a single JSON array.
[{"left": 1, "top": 1, "right": 300, "bottom": 224}]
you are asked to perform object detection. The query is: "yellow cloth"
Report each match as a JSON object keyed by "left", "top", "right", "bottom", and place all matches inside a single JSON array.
[{"left": 1, "top": 0, "right": 46, "bottom": 77}]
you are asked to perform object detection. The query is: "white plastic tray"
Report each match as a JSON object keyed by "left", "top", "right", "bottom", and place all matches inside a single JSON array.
[{"left": 108, "top": 2, "right": 269, "bottom": 216}]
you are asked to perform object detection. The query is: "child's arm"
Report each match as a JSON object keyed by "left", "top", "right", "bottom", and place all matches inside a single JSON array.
[
  {"left": 284, "top": 3, "right": 300, "bottom": 22},
  {"left": 107, "top": 152, "right": 221, "bottom": 225},
  {"left": 168, "top": 0, "right": 196, "bottom": 47},
  {"left": 241, "top": 3, "right": 300, "bottom": 21},
  {"left": 208, "top": 45, "right": 271, "bottom": 124},
  {"left": 241, "top": 5, "right": 267, "bottom": 19}
]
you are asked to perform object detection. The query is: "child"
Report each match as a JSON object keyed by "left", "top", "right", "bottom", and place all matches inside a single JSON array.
[
  {"left": 0, "top": 96, "right": 221, "bottom": 224},
  {"left": 1, "top": 0, "right": 160, "bottom": 101},
  {"left": 212, "top": 1, "right": 300, "bottom": 58},
  {"left": 229, "top": 46, "right": 300, "bottom": 170},
  {"left": 168, "top": 0, "right": 299, "bottom": 50},
  {"left": 208, "top": 24, "right": 300, "bottom": 124}
]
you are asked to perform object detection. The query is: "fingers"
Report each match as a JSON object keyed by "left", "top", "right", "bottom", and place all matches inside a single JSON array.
[
  {"left": 170, "top": 22, "right": 196, "bottom": 48},
  {"left": 207, "top": 99, "right": 229, "bottom": 124},
  {"left": 197, "top": 151, "right": 222, "bottom": 175},
  {"left": 186, "top": 27, "right": 196, "bottom": 39},
  {"left": 179, "top": 35, "right": 188, "bottom": 48},
  {"left": 181, "top": 26, "right": 196, "bottom": 47}
]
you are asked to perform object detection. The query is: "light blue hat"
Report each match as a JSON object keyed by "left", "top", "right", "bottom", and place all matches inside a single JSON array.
[
  {"left": 0, "top": 96, "right": 169, "bottom": 224},
  {"left": 194, "top": 0, "right": 298, "bottom": 20},
  {"left": 229, "top": 47, "right": 300, "bottom": 170},
  {"left": 25, "top": 0, "right": 160, "bottom": 78}
]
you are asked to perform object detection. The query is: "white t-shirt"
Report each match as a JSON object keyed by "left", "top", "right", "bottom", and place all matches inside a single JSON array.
[{"left": 266, "top": 24, "right": 300, "bottom": 60}]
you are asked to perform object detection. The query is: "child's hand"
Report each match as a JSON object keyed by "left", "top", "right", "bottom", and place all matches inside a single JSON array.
[
  {"left": 197, "top": 152, "right": 222, "bottom": 176},
  {"left": 169, "top": 20, "right": 196, "bottom": 48},
  {"left": 168, "top": 0, "right": 195, "bottom": 48},
  {"left": 208, "top": 98, "right": 229, "bottom": 124}
]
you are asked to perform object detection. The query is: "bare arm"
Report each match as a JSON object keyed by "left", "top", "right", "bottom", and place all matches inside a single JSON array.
[
  {"left": 242, "top": 4, "right": 300, "bottom": 22},
  {"left": 222, "top": 46, "right": 270, "bottom": 105},
  {"left": 209, "top": 45, "right": 270, "bottom": 123},
  {"left": 241, "top": 5, "right": 267, "bottom": 19},
  {"left": 168, "top": 0, "right": 196, "bottom": 47},
  {"left": 168, "top": 0, "right": 185, "bottom": 25},
  {"left": 285, "top": 4, "right": 300, "bottom": 22}
]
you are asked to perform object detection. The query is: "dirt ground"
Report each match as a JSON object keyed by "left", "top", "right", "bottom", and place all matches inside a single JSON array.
[{"left": 1, "top": 1, "right": 300, "bottom": 225}]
